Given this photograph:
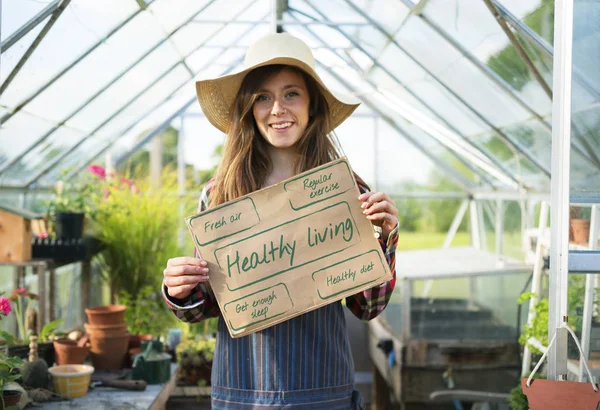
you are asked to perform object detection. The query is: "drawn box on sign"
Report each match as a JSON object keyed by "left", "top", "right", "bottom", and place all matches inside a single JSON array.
[
  {"left": 223, "top": 283, "right": 294, "bottom": 331},
  {"left": 214, "top": 201, "right": 361, "bottom": 292},
  {"left": 186, "top": 197, "right": 260, "bottom": 246},
  {"left": 283, "top": 161, "right": 355, "bottom": 211},
  {"left": 312, "top": 250, "right": 387, "bottom": 300}
]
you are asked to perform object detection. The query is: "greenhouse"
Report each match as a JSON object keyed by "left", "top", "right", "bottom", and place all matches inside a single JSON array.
[{"left": 0, "top": 0, "right": 598, "bottom": 409}]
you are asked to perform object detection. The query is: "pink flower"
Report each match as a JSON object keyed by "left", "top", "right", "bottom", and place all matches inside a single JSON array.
[
  {"left": 38, "top": 231, "right": 49, "bottom": 239},
  {"left": 87, "top": 164, "right": 106, "bottom": 179},
  {"left": 121, "top": 178, "right": 134, "bottom": 187},
  {"left": 0, "top": 296, "right": 12, "bottom": 316}
]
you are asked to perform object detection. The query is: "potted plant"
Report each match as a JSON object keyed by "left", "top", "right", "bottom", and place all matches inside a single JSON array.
[
  {"left": 175, "top": 337, "right": 216, "bottom": 387},
  {"left": 0, "top": 289, "right": 60, "bottom": 367},
  {"left": 0, "top": 350, "right": 24, "bottom": 410},
  {"left": 46, "top": 167, "right": 102, "bottom": 239},
  {"left": 121, "top": 286, "right": 172, "bottom": 345},
  {"left": 570, "top": 205, "right": 591, "bottom": 245},
  {"left": 92, "top": 169, "right": 181, "bottom": 302}
]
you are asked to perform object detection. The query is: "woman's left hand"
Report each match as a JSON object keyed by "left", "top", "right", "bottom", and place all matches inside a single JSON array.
[{"left": 359, "top": 191, "right": 399, "bottom": 242}]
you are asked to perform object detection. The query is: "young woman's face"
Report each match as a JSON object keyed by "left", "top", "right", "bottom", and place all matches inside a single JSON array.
[{"left": 252, "top": 68, "right": 310, "bottom": 150}]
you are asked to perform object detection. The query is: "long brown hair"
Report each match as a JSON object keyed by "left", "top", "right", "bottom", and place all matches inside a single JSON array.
[{"left": 210, "top": 65, "right": 343, "bottom": 207}]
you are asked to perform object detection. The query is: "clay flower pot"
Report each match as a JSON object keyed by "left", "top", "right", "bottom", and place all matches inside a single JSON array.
[
  {"left": 53, "top": 339, "right": 89, "bottom": 365},
  {"left": 84, "top": 323, "right": 128, "bottom": 337},
  {"left": 571, "top": 218, "right": 591, "bottom": 245},
  {"left": 89, "top": 333, "right": 130, "bottom": 371},
  {"left": 85, "top": 305, "right": 126, "bottom": 325},
  {"left": 521, "top": 378, "right": 600, "bottom": 410},
  {"left": 1, "top": 390, "right": 22, "bottom": 409}
]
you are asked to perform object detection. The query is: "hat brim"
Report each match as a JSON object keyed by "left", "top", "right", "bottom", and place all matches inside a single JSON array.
[{"left": 195, "top": 57, "right": 360, "bottom": 134}]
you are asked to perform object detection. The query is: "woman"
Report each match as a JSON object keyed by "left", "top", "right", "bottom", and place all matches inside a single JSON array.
[{"left": 162, "top": 33, "right": 398, "bottom": 410}]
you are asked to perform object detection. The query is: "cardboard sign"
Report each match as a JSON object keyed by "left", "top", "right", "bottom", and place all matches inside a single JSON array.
[{"left": 185, "top": 158, "right": 392, "bottom": 338}]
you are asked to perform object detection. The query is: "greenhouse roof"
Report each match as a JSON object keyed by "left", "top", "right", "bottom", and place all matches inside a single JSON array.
[{"left": 1, "top": 0, "right": 599, "bottom": 201}]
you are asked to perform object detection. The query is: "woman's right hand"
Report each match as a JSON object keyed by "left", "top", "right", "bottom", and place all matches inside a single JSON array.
[{"left": 163, "top": 257, "right": 210, "bottom": 300}]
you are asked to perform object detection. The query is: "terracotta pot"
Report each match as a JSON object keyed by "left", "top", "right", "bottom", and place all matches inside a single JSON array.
[
  {"left": 85, "top": 305, "right": 126, "bottom": 325},
  {"left": 128, "top": 334, "right": 154, "bottom": 350},
  {"left": 89, "top": 333, "right": 129, "bottom": 371},
  {"left": 1, "top": 390, "right": 22, "bottom": 409},
  {"left": 84, "top": 323, "right": 128, "bottom": 337},
  {"left": 53, "top": 339, "right": 89, "bottom": 365},
  {"left": 521, "top": 378, "right": 600, "bottom": 410},
  {"left": 571, "top": 218, "right": 591, "bottom": 245}
]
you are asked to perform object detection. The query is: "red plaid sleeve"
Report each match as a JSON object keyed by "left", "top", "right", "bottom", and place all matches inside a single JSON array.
[
  {"left": 345, "top": 182, "right": 398, "bottom": 321},
  {"left": 162, "top": 179, "right": 221, "bottom": 323}
]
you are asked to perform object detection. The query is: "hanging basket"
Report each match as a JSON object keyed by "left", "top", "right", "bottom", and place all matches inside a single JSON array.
[{"left": 522, "top": 323, "right": 600, "bottom": 410}]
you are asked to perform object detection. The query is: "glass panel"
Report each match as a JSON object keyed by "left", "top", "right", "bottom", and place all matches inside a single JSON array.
[
  {"left": 146, "top": 0, "right": 213, "bottom": 33},
  {"left": 95, "top": 64, "right": 191, "bottom": 138},
  {"left": 192, "top": 0, "right": 258, "bottom": 21},
  {"left": 423, "top": 0, "right": 552, "bottom": 116},
  {"left": 388, "top": 10, "right": 533, "bottom": 127},
  {"left": 21, "top": 10, "right": 169, "bottom": 124},
  {"left": 571, "top": 0, "right": 600, "bottom": 199},
  {"left": 1, "top": 0, "right": 48, "bottom": 39},
  {"left": 39, "top": 134, "right": 110, "bottom": 186},
  {"left": 0, "top": 16, "right": 49, "bottom": 82},
  {"left": 169, "top": 23, "right": 226, "bottom": 56},
  {"left": 65, "top": 41, "right": 182, "bottom": 132},
  {"left": 0, "top": 112, "right": 57, "bottom": 170},
  {"left": 498, "top": 0, "right": 554, "bottom": 44},
  {"left": 1, "top": 0, "right": 139, "bottom": 109},
  {"left": 106, "top": 87, "right": 193, "bottom": 162},
  {"left": 0, "top": 127, "right": 84, "bottom": 186},
  {"left": 382, "top": 271, "right": 531, "bottom": 341}
]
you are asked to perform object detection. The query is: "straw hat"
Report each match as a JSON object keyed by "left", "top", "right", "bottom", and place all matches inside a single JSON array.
[{"left": 195, "top": 33, "right": 360, "bottom": 134}]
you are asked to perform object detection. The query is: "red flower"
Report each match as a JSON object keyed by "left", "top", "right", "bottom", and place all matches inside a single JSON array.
[
  {"left": 87, "top": 164, "right": 106, "bottom": 179},
  {"left": 0, "top": 296, "right": 11, "bottom": 316}
]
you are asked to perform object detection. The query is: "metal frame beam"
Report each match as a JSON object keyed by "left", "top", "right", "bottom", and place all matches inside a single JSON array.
[
  {"left": 548, "top": 0, "right": 574, "bottom": 380},
  {"left": 0, "top": 0, "right": 241, "bottom": 179},
  {"left": 481, "top": 0, "right": 552, "bottom": 99},
  {"left": 0, "top": 0, "right": 61, "bottom": 53},
  {"left": 337, "top": 0, "right": 552, "bottom": 179},
  {"left": 0, "top": 0, "right": 156, "bottom": 125},
  {"left": 0, "top": 0, "right": 71, "bottom": 96},
  {"left": 493, "top": 0, "right": 600, "bottom": 102},
  {"left": 24, "top": 12, "right": 260, "bottom": 187},
  {"left": 295, "top": 4, "right": 527, "bottom": 188},
  {"left": 190, "top": 19, "right": 370, "bottom": 26}
]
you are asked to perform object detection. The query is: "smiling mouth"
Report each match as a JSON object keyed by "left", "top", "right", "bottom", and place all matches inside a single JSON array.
[{"left": 270, "top": 122, "right": 293, "bottom": 130}]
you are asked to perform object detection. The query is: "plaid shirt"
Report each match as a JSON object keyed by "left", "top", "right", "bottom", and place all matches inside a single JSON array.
[{"left": 162, "top": 178, "right": 397, "bottom": 409}]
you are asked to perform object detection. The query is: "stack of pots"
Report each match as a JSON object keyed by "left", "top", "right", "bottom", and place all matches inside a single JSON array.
[{"left": 84, "top": 305, "right": 128, "bottom": 370}]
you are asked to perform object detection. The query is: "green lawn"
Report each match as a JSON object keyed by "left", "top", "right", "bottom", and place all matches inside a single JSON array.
[{"left": 397, "top": 230, "right": 524, "bottom": 260}]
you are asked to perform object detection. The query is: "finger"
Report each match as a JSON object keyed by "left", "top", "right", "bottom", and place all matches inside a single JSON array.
[
  {"left": 167, "top": 257, "right": 207, "bottom": 267},
  {"left": 366, "top": 212, "right": 398, "bottom": 225},
  {"left": 363, "top": 200, "right": 394, "bottom": 216},
  {"left": 164, "top": 265, "right": 209, "bottom": 277},
  {"left": 167, "top": 284, "right": 199, "bottom": 299},
  {"left": 359, "top": 192, "right": 391, "bottom": 209},
  {"left": 164, "top": 275, "right": 209, "bottom": 288}
]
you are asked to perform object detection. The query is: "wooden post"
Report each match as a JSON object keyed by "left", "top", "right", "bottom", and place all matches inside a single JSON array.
[
  {"left": 371, "top": 364, "right": 393, "bottom": 410},
  {"left": 36, "top": 264, "right": 46, "bottom": 334},
  {"left": 49, "top": 267, "right": 56, "bottom": 321},
  {"left": 81, "top": 260, "right": 91, "bottom": 323}
]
